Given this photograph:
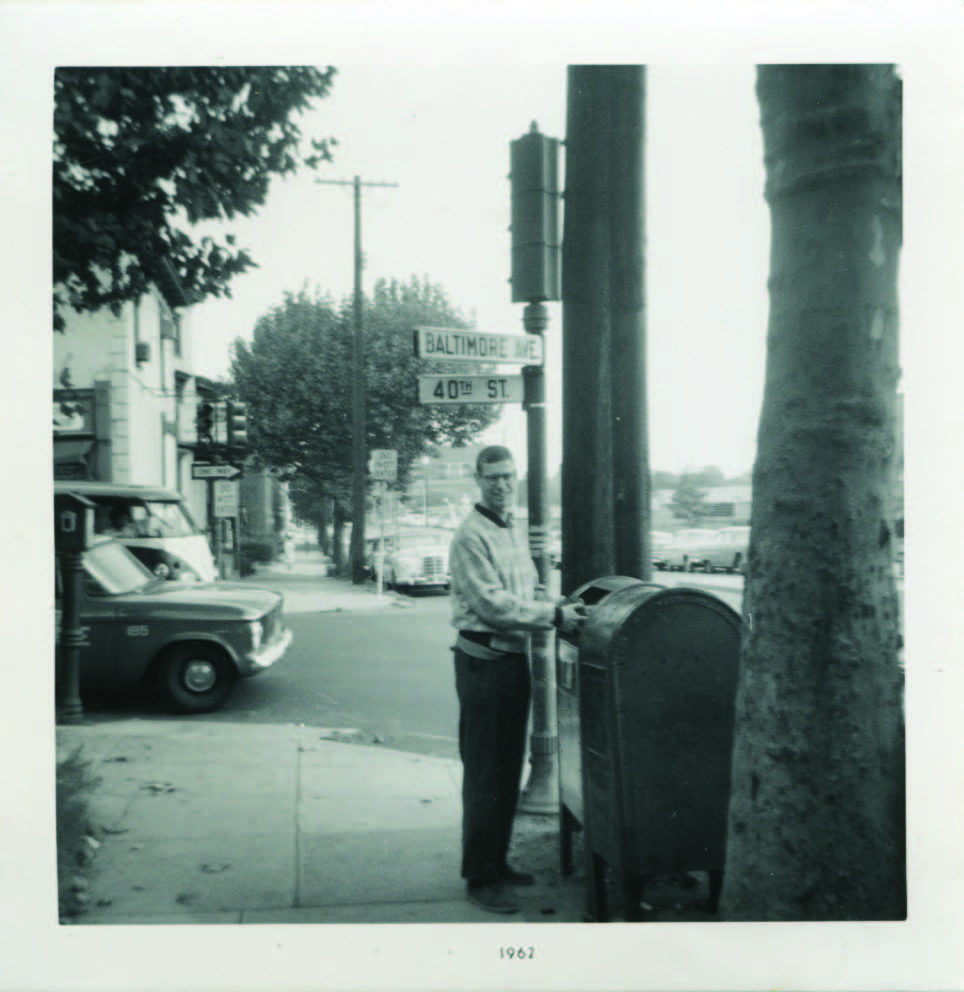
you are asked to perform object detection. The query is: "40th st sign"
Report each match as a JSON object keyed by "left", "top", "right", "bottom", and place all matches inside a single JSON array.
[
  {"left": 414, "top": 327, "right": 543, "bottom": 365},
  {"left": 418, "top": 374, "right": 525, "bottom": 405}
]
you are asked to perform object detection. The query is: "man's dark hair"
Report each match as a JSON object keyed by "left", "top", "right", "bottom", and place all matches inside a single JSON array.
[{"left": 476, "top": 445, "right": 515, "bottom": 475}]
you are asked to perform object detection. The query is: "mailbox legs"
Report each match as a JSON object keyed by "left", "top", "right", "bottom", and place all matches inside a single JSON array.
[
  {"left": 708, "top": 868, "right": 724, "bottom": 913},
  {"left": 559, "top": 805, "right": 576, "bottom": 877}
]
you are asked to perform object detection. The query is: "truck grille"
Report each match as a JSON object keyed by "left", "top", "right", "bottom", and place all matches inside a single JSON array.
[{"left": 421, "top": 555, "right": 446, "bottom": 581}]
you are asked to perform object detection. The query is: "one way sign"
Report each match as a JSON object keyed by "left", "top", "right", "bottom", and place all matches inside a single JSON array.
[{"left": 192, "top": 462, "right": 243, "bottom": 480}]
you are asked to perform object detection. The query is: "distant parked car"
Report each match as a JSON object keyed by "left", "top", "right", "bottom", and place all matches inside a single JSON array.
[
  {"left": 650, "top": 531, "right": 674, "bottom": 570},
  {"left": 663, "top": 528, "right": 717, "bottom": 571},
  {"left": 55, "top": 536, "right": 292, "bottom": 713},
  {"left": 684, "top": 526, "right": 751, "bottom": 574},
  {"left": 370, "top": 528, "right": 452, "bottom": 594}
]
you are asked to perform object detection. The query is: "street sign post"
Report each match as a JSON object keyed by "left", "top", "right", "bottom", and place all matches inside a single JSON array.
[
  {"left": 418, "top": 374, "right": 525, "bottom": 405},
  {"left": 370, "top": 449, "right": 398, "bottom": 481},
  {"left": 414, "top": 327, "right": 543, "bottom": 365},
  {"left": 192, "top": 462, "right": 243, "bottom": 481}
]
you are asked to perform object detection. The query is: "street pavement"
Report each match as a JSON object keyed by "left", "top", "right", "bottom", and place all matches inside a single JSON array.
[{"left": 56, "top": 552, "right": 591, "bottom": 925}]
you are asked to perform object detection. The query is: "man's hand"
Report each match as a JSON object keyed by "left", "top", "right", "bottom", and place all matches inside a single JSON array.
[{"left": 556, "top": 601, "right": 589, "bottom": 634}]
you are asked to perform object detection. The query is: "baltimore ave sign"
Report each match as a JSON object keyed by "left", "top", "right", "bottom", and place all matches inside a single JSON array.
[{"left": 414, "top": 326, "right": 544, "bottom": 365}]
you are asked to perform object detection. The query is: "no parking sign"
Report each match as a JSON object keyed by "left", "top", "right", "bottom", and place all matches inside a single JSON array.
[{"left": 370, "top": 449, "right": 397, "bottom": 481}]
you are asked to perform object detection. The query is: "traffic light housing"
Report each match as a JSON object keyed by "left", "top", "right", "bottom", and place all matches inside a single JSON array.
[
  {"left": 509, "top": 122, "right": 561, "bottom": 303},
  {"left": 228, "top": 401, "right": 248, "bottom": 448},
  {"left": 196, "top": 401, "right": 214, "bottom": 445}
]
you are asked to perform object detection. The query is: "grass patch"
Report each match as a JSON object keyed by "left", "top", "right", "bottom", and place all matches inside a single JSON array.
[{"left": 56, "top": 746, "right": 101, "bottom": 921}]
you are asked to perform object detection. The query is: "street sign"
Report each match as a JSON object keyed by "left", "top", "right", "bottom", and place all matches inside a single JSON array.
[
  {"left": 213, "top": 479, "right": 239, "bottom": 518},
  {"left": 418, "top": 374, "right": 525, "bottom": 405},
  {"left": 192, "top": 462, "right": 243, "bottom": 480},
  {"left": 414, "top": 327, "right": 543, "bottom": 365},
  {"left": 370, "top": 449, "right": 398, "bottom": 481}
]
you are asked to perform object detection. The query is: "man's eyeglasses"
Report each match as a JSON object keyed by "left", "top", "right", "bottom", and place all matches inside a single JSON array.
[{"left": 480, "top": 472, "right": 515, "bottom": 485}]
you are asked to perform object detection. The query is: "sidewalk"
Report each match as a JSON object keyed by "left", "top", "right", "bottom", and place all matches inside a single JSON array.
[
  {"left": 233, "top": 550, "right": 419, "bottom": 615},
  {"left": 58, "top": 550, "right": 721, "bottom": 925},
  {"left": 57, "top": 550, "right": 590, "bottom": 925},
  {"left": 57, "top": 719, "right": 587, "bottom": 924}
]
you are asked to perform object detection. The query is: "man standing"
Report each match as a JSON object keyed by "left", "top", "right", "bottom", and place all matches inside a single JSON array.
[{"left": 449, "top": 445, "right": 586, "bottom": 914}]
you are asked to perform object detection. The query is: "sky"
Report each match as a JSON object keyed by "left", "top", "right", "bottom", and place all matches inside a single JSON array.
[{"left": 187, "top": 63, "right": 770, "bottom": 479}]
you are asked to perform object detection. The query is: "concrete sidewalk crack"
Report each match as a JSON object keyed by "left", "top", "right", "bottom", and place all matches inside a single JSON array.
[{"left": 293, "top": 743, "right": 303, "bottom": 910}]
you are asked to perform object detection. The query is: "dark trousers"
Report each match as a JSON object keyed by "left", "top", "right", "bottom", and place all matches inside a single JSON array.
[{"left": 454, "top": 648, "right": 531, "bottom": 883}]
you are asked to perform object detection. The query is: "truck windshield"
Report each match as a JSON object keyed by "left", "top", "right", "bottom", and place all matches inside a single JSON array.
[
  {"left": 96, "top": 498, "right": 202, "bottom": 539},
  {"left": 84, "top": 540, "right": 155, "bottom": 594}
]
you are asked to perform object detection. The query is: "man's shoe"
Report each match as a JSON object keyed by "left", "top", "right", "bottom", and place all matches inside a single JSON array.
[
  {"left": 466, "top": 881, "right": 520, "bottom": 914},
  {"left": 499, "top": 864, "right": 535, "bottom": 886}
]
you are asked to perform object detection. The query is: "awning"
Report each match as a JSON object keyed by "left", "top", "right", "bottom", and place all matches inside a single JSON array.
[
  {"left": 54, "top": 438, "right": 95, "bottom": 480},
  {"left": 54, "top": 438, "right": 95, "bottom": 463}
]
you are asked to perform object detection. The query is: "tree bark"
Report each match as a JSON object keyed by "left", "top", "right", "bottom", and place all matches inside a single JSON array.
[
  {"left": 332, "top": 502, "right": 349, "bottom": 578},
  {"left": 721, "top": 66, "right": 904, "bottom": 920},
  {"left": 317, "top": 496, "right": 332, "bottom": 556}
]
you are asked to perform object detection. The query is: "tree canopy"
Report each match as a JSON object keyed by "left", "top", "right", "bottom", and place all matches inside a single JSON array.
[
  {"left": 669, "top": 474, "right": 709, "bottom": 523},
  {"left": 53, "top": 66, "right": 336, "bottom": 330},
  {"left": 229, "top": 276, "right": 503, "bottom": 526}
]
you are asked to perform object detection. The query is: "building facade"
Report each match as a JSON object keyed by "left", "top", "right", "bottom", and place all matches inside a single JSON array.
[{"left": 53, "top": 289, "right": 209, "bottom": 529}]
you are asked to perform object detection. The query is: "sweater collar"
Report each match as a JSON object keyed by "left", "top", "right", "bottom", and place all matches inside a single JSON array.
[{"left": 474, "top": 502, "right": 512, "bottom": 529}]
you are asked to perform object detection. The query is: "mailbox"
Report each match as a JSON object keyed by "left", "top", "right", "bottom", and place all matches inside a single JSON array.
[
  {"left": 557, "top": 576, "right": 650, "bottom": 873},
  {"left": 557, "top": 577, "right": 742, "bottom": 922}
]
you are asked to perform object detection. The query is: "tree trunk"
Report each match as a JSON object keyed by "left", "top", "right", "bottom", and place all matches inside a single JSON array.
[
  {"left": 317, "top": 496, "right": 332, "bottom": 556},
  {"left": 721, "top": 65, "right": 904, "bottom": 921},
  {"left": 332, "top": 502, "right": 349, "bottom": 578}
]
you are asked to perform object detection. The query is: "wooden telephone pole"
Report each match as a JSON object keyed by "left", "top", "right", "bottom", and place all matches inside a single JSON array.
[
  {"left": 317, "top": 176, "right": 398, "bottom": 584},
  {"left": 562, "top": 66, "right": 650, "bottom": 595}
]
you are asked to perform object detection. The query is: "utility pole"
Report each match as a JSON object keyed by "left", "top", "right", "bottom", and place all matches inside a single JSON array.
[
  {"left": 609, "top": 67, "right": 650, "bottom": 579},
  {"left": 317, "top": 176, "right": 398, "bottom": 584},
  {"left": 510, "top": 123, "right": 562, "bottom": 814},
  {"left": 562, "top": 66, "right": 649, "bottom": 592}
]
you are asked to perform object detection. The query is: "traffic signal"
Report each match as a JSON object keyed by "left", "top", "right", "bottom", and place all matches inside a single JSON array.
[
  {"left": 214, "top": 400, "right": 228, "bottom": 445},
  {"left": 509, "top": 122, "right": 561, "bottom": 303},
  {"left": 196, "top": 401, "right": 214, "bottom": 444},
  {"left": 228, "top": 401, "right": 248, "bottom": 448}
]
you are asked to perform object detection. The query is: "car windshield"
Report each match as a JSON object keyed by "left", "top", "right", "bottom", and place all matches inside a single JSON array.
[
  {"left": 95, "top": 497, "right": 202, "bottom": 539},
  {"left": 393, "top": 533, "right": 449, "bottom": 552},
  {"left": 84, "top": 540, "right": 155, "bottom": 594}
]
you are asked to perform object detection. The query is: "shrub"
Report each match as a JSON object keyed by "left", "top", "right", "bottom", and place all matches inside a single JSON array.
[{"left": 56, "top": 746, "right": 101, "bottom": 921}]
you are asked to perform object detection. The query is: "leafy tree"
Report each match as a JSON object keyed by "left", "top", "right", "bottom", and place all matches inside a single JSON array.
[
  {"left": 651, "top": 470, "right": 679, "bottom": 491},
  {"left": 230, "top": 277, "right": 502, "bottom": 571},
  {"left": 53, "top": 66, "right": 336, "bottom": 331},
  {"left": 669, "top": 474, "right": 708, "bottom": 524},
  {"left": 691, "top": 464, "right": 725, "bottom": 487},
  {"left": 721, "top": 66, "right": 904, "bottom": 920}
]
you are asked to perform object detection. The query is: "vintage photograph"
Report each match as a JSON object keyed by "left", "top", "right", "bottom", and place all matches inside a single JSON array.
[
  {"left": 4, "top": 3, "right": 961, "bottom": 991},
  {"left": 51, "top": 57, "right": 905, "bottom": 925}
]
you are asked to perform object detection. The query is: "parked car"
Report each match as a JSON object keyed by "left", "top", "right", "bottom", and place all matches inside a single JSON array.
[
  {"left": 54, "top": 482, "right": 217, "bottom": 582},
  {"left": 55, "top": 536, "right": 292, "bottom": 713},
  {"left": 684, "top": 526, "right": 751, "bottom": 574},
  {"left": 662, "top": 528, "right": 717, "bottom": 571},
  {"left": 650, "top": 530, "right": 674, "bottom": 570},
  {"left": 369, "top": 528, "right": 453, "bottom": 594}
]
